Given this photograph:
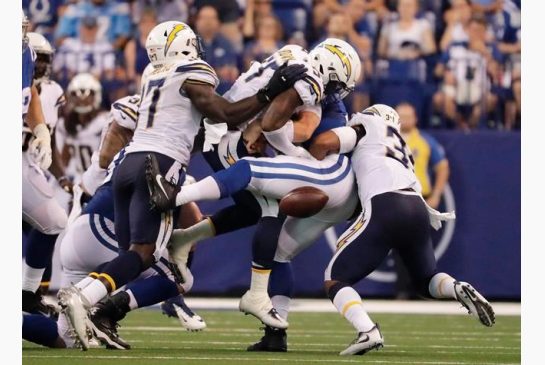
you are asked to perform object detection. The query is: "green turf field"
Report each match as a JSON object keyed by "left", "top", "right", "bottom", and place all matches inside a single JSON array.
[{"left": 23, "top": 309, "right": 520, "bottom": 365}]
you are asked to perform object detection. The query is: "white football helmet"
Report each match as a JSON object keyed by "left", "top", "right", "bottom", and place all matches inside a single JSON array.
[
  {"left": 363, "top": 104, "right": 401, "bottom": 130},
  {"left": 27, "top": 32, "right": 54, "bottom": 82},
  {"left": 309, "top": 38, "right": 361, "bottom": 99},
  {"left": 145, "top": 21, "right": 203, "bottom": 67},
  {"left": 67, "top": 73, "right": 102, "bottom": 114}
]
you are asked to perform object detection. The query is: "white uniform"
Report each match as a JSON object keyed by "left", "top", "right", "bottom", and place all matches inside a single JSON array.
[
  {"left": 347, "top": 112, "right": 421, "bottom": 204},
  {"left": 80, "top": 95, "right": 140, "bottom": 195},
  {"left": 56, "top": 111, "right": 110, "bottom": 182},
  {"left": 22, "top": 78, "right": 68, "bottom": 235},
  {"left": 125, "top": 58, "right": 219, "bottom": 166}
]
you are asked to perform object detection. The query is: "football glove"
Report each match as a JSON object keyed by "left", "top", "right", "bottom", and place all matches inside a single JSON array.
[{"left": 29, "top": 123, "right": 52, "bottom": 170}]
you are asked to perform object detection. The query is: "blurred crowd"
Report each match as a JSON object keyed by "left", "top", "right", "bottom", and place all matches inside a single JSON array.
[{"left": 23, "top": 0, "right": 521, "bottom": 130}]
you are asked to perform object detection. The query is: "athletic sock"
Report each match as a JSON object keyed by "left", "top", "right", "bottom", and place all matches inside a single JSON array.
[
  {"left": 22, "top": 262, "right": 45, "bottom": 293},
  {"left": 79, "top": 279, "right": 109, "bottom": 306},
  {"left": 23, "top": 231, "right": 58, "bottom": 292},
  {"left": 332, "top": 287, "right": 375, "bottom": 333},
  {"left": 271, "top": 295, "right": 291, "bottom": 320},
  {"left": 171, "top": 217, "right": 215, "bottom": 245},
  {"left": 252, "top": 217, "right": 283, "bottom": 269},
  {"left": 249, "top": 265, "right": 271, "bottom": 295},
  {"left": 176, "top": 176, "right": 221, "bottom": 206},
  {"left": 124, "top": 275, "right": 179, "bottom": 309},
  {"left": 74, "top": 276, "right": 96, "bottom": 291},
  {"left": 428, "top": 272, "right": 457, "bottom": 299}
]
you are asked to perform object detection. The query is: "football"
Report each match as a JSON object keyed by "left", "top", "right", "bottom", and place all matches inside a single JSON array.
[{"left": 279, "top": 186, "right": 329, "bottom": 218}]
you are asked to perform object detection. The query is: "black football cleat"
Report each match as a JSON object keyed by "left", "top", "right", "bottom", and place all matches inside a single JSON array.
[
  {"left": 145, "top": 154, "right": 179, "bottom": 212},
  {"left": 247, "top": 326, "right": 287, "bottom": 352},
  {"left": 454, "top": 281, "right": 495, "bottom": 327},
  {"left": 22, "top": 290, "right": 59, "bottom": 319},
  {"left": 88, "top": 293, "right": 131, "bottom": 350}
]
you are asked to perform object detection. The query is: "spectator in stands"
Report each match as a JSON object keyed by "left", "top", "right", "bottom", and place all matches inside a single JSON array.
[
  {"left": 124, "top": 8, "right": 158, "bottom": 91},
  {"left": 23, "top": 0, "right": 67, "bottom": 43},
  {"left": 195, "top": 0, "right": 243, "bottom": 53},
  {"left": 196, "top": 6, "right": 240, "bottom": 94},
  {"left": 433, "top": 14, "right": 502, "bottom": 130},
  {"left": 392, "top": 101, "right": 450, "bottom": 299},
  {"left": 243, "top": 14, "right": 284, "bottom": 70},
  {"left": 440, "top": 0, "right": 472, "bottom": 51},
  {"left": 319, "top": 12, "right": 367, "bottom": 113},
  {"left": 377, "top": 0, "right": 436, "bottom": 60},
  {"left": 53, "top": 16, "right": 117, "bottom": 102},
  {"left": 492, "top": 0, "right": 521, "bottom": 129},
  {"left": 55, "top": 0, "right": 132, "bottom": 50},
  {"left": 131, "top": 0, "right": 188, "bottom": 24},
  {"left": 242, "top": 0, "right": 274, "bottom": 40}
]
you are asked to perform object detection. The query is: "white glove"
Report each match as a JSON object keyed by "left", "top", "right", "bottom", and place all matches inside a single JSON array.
[
  {"left": 29, "top": 123, "right": 52, "bottom": 170},
  {"left": 425, "top": 201, "right": 456, "bottom": 230}
]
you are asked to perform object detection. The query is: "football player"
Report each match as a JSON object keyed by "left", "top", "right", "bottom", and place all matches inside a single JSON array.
[
  {"left": 308, "top": 104, "right": 495, "bottom": 355},
  {"left": 57, "top": 91, "right": 205, "bottom": 350},
  {"left": 59, "top": 20, "right": 306, "bottom": 349},
  {"left": 22, "top": 11, "right": 67, "bottom": 317},
  {"left": 56, "top": 73, "right": 110, "bottom": 183},
  {"left": 147, "top": 38, "right": 361, "bottom": 334}
]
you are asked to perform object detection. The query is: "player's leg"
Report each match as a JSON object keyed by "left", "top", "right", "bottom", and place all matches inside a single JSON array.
[
  {"left": 394, "top": 193, "right": 495, "bottom": 327},
  {"left": 147, "top": 153, "right": 351, "bottom": 211},
  {"left": 324, "top": 199, "right": 390, "bottom": 356},
  {"left": 22, "top": 158, "right": 67, "bottom": 316},
  {"left": 23, "top": 313, "right": 66, "bottom": 348}
]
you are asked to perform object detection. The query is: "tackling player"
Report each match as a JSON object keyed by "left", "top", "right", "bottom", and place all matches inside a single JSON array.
[
  {"left": 147, "top": 38, "right": 361, "bottom": 334},
  {"left": 59, "top": 20, "right": 306, "bottom": 349},
  {"left": 309, "top": 104, "right": 495, "bottom": 355}
]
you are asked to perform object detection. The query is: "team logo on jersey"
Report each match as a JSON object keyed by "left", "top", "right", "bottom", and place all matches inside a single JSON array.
[
  {"left": 324, "top": 44, "right": 352, "bottom": 79},
  {"left": 224, "top": 149, "right": 236, "bottom": 166},
  {"left": 164, "top": 24, "right": 186, "bottom": 57}
]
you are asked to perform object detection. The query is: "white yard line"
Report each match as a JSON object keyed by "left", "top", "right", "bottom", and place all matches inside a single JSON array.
[{"left": 177, "top": 298, "right": 520, "bottom": 316}]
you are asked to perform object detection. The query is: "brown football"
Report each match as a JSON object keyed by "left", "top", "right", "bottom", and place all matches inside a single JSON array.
[{"left": 279, "top": 186, "right": 329, "bottom": 218}]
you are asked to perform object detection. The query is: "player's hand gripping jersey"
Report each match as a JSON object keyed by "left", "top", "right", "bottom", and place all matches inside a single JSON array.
[{"left": 125, "top": 58, "right": 219, "bottom": 166}]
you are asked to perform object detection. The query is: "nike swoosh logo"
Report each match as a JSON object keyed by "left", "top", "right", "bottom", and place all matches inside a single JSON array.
[
  {"left": 358, "top": 334, "right": 370, "bottom": 343},
  {"left": 156, "top": 175, "right": 169, "bottom": 198}
]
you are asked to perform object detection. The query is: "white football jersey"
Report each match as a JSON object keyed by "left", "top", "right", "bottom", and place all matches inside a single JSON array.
[
  {"left": 125, "top": 58, "right": 219, "bottom": 165},
  {"left": 80, "top": 94, "right": 141, "bottom": 195},
  {"left": 22, "top": 79, "right": 66, "bottom": 150},
  {"left": 348, "top": 112, "right": 421, "bottom": 204},
  {"left": 56, "top": 111, "right": 110, "bottom": 180},
  {"left": 39, "top": 80, "right": 66, "bottom": 131},
  {"left": 223, "top": 45, "right": 324, "bottom": 131}
]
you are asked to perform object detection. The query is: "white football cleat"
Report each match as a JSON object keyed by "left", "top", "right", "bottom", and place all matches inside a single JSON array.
[
  {"left": 454, "top": 281, "right": 495, "bottom": 327},
  {"left": 239, "top": 290, "right": 289, "bottom": 329},
  {"left": 340, "top": 324, "right": 384, "bottom": 356},
  {"left": 174, "top": 303, "right": 207, "bottom": 331},
  {"left": 57, "top": 286, "right": 92, "bottom": 350}
]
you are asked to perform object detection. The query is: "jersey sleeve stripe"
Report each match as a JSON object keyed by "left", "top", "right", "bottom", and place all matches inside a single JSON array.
[
  {"left": 175, "top": 63, "right": 216, "bottom": 76},
  {"left": 112, "top": 103, "right": 138, "bottom": 122},
  {"left": 184, "top": 78, "right": 216, "bottom": 86},
  {"left": 302, "top": 76, "right": 322, "bottom": 101}
]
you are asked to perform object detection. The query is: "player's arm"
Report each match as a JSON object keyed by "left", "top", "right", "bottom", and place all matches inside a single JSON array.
[
  {"left": 184, "top": 63, "right": 307, "bottom": 128},
  {"left": 309, "top": 125, "right": 366, "bottom": 160},
  {"left": 292, "top": 111, "right": 321, "bottom": 143},
  {"left": 47, "top": 127, "right": 72, "bottom": 193},
  {"left": 27, "top": 85, "right": 52, "bottom": 170},
  {"left": 98, "top": 121, "right": 133, "bottom": 169},
  {"left": 427, "top": 159, "right": 449, "bottom": 209},
  {"left": 258, "top": 88, "right": 315, "bottom": 157}
]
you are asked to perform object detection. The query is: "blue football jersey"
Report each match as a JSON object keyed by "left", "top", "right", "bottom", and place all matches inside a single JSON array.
[{"left": 22, "top": 45, "right": 36, "bottom": 121}]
